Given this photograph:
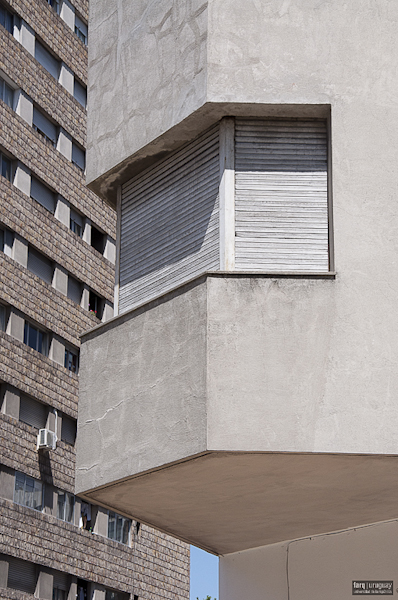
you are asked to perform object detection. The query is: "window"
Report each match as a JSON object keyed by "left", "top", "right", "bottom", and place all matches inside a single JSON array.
[
  {"left": 0, "top": 4, "right": 13, "bottom": 34},
  {"left": 33, "top": 106, "right": 57, "bottom": 147},
  {"left": 27, "top": 247, "right": 54, "bottom": 284},
  {"left": 53, "top": 588, "right": 66, "bottom": 600},
  {"left": 61, "top": 413, "right": 77, "bottom": 445},
  {"left": 80, "top": 501, "right": 92, "bottom": 530},
  {"left": 91, "top": 226, "right": 105, "bottom": 254},
  {"left": 14, "top": 471, "right": 43, "bottom": 511},
  {"left": 57, "top": 490, "right": 74, "bottom": 523},
  {"left": 0, "top": 151, "right": 11, "bottom": 182},
  {"left": 0, "top": 75, "right": 13, "bottom": 108},
  {"left": 108, "top": 511, "right": 131, "bottom": 545},
  {"left": 64, "top": 347, "right": 79, "bottom": 373},
  {"left": 24, "top": 321, "right": 48, "bottom": 355},
  {"left": 74, "top": 14, "right": 87, "bottom": 45},
  {"left": 88, "top": 291, "right": 103, "bottom": 319},
  {"left": 35, "top": 40, "right": 60, "bottom": 80},
  {"left": 67, "top": 274, "right": 82, "bottom": 304},
  {"left": 0, "top": 226, "right": 13, "bottom": 256},
  {"left": 105, "top": 592, "right": 130, "bottom": 600},
  {"left": 19, "top": 394, "right": 47, "bottom": 429},
  {"left": 30, "top": 176, "right": 55, "bottom": 213},
  {"left": 47, "top": 0, "right": 59, "bottom": 14},
  {"left": 72, "top": 141, "right": 85, "bottom": 171},
  {"left": 73, "top": 78, "right": 86, "bottom": 109},
  {"left": 0, "top": 303, "right": 6, "bottom": 331},
  {"left": 70, "top": 209, "right": 83, "bottom": 237}
]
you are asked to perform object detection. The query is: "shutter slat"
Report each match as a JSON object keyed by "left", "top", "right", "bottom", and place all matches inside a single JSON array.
[
  {"left": 30, "top": 177, "right": 55, "bottom": 213},
  {"left": 235, "top": 119, "right": 329, "bottom": 272},
  {"left": 7, "top": 556, "right": 37, "bottom": 594},
  {"left": 27, "top": 248, "right": 53, "bottom": 284},
  {"left": 119, "top": 126, "right": 220, "bottom": 313},
  {"left": 19, "top": 395, "right": 47, "bottom": 429}
]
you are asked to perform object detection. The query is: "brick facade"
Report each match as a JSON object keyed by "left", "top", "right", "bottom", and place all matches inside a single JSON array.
[
  {"left": 0, "top": 0, "right": 190, "bottom": 596},
  {"left": 0, "top": 498, "right": 190, "bottom": 599}
]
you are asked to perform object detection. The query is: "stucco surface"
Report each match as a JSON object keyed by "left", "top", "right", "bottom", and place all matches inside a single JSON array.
[
  {"left": 76, "top": 280, "right": 208, "bottom": 494},
  {"left": 87, "top": 0, "right": 398, "bottom": 205},
  {"left": 220, "top": 520, "right": 398, "bottom": 600}
]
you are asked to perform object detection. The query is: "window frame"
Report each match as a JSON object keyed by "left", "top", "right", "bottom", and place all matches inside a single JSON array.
[
  {"left": 0, "top": 150, "right": 12, "bottom": 182},
  {"left": 64, "top": 346, "right": 79, "bottom": 374},
  {"left": 107, "top": 511, "right": 131, "bottom": 545},
  {"left": 14, "top": 471, "right": 43, "bottom": 511},
  {"left": 23, "top": 320, "right": 48, "bottom": 356},
  {"left": 56, "top": 489, "right": 75, "bottom": 523},
  {"left": 0, "top": 75, "right": 13, "bottom": 108}
]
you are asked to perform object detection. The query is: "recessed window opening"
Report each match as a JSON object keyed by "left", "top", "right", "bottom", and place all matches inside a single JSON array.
[
  {"left": 0, "top": 303, "right": 6, "bottom": 331},
  {"left": 57, "top": 490, "right": 74, "bottom": 523},
  {"left": 32, "top": 106, "right": 57, "bottom": 147},
  {"left": 108, "top": 511, "right": 131, "bottom": 545},
  {"left": 24, "top": 321, "right": 48, "bottom": 355},
  {"left": 74, "top": 14, "right": 87, "bottom": 45},
  {"left": 0, "top": 75, "right": 13, "bottom": 108},
  {"left": 14, "top": 471, "right": 43, "bottom": 511},
  {"left": 91, "top": 226, "right": 105, "bottom": 254},
  {"left": 88, "top": 290, "right": 103, "bottom": 319},
  {"left": 70, "top": 209, "right": 83, "bottom": 237},
  {"left": 47, "top": 0, "right": 59, "bottom": 14},
  {"left": 64, "top": 347, "right": 79, "bottom": 373},
  {"left": 0, "top": 4, "right": 13, "bottom": 34},
  {"left": 0, "top": 151, "right": 12, "bottom": 182}
]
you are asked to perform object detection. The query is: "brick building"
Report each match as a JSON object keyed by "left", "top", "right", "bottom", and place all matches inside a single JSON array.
[{"left": 0, "top": 1, "right": 189, "bottom": 598}]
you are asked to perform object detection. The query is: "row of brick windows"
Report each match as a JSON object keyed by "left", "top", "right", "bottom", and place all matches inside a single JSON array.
[
  {"left": 0, "top": 302, "right": 80, "bottom": 372},
  {"left": 3, "top": 465, "right": 133, "bottom": 545},
  {"left": 0, "top": 145, "right": 115, "bottom": 264},
  {"left": 0, "top": 552, "right": 131, "bottom": 600},
  {"left": 0, "top": 1, "right": 87, "bottom": 106},
  {"left": 1, "top": 73, "right": 86, "bottom": 170},
  {"left": 46, "top": 0, "right": 88, "bottom": 45},
  {"left": 0, "top": 225, "right": 107, "bottom": 320}
]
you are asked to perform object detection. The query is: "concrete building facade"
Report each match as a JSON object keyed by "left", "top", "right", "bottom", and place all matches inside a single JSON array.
[
  {"left": 0, "top": 0, "right": 189, "bottom": 598},
  {"left": 76, "top": 1, "right": 398, "bottom": 599}
]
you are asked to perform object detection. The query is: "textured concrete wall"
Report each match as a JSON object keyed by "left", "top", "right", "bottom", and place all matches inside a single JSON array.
[
  {"left": 220, "top": 520, "right": 398, "bottom": 600},
  {"left": 76, "top": 279, "right": 208, "bottom": 493},
  {"left": 86, "top": 0, "right": 398, "bottom": 206},
  {"left": 86, "top": 0, "right": 209, "bottom": 196}
]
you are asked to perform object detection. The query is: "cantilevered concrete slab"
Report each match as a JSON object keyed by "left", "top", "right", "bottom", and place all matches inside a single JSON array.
[
  {"left": 76, "top": 274, "right": 398, "bottom": 553},
  {"left": 78, "top": 452, "right": 398, "bottom": 556}
]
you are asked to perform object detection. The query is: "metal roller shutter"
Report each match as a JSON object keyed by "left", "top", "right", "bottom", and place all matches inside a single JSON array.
[
  {"left": 30, "top": 177, "right": 55, "bottom": 213},
  {"left": 33, "top": 107, "right": 57, "bottom": 144},
  {"left": 35, "top": 41, "right": 60, "bottom": 80},
  {"left": 27, "top": 247, "right": 53, "bottom": 284},
  {"left": 7, "top": 556, "right": 37, "bottom": 594},
  {"left": 119, "top": 125, "right": 220, "bottom": 313},
  {"left": 53, "top": 569, "right": 69, "bottom": 592},
  {"left": 19, "top": 394, "right": 47, "bottom": 429},
  {"left": 235, "top": 118, "right": 329, "bottom": 272},
  {"left": 61, "top": 414, "right": 77, "bottom": 445},
  {"left": 67, "top": 275, "right": 82, "bottom": 304}
]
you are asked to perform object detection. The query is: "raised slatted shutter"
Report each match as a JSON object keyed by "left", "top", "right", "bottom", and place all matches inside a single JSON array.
[
  {"left": 235, "top": 119, "right": 329, "bottom": 272},
  {"left": 35, "top": 41, "right": 60, "bottom": 80},
  {"left": 67, "top": 275, "right": 82, "bottom": 304},
  {"left": 61, "top": 414, "right": 77, "bottom": 445},
  {"left": 119, "top": 125, "right": 220, "bottom": 313},
  {"left": 19, "top": 394, "right": 47, "bottom": 429},
  {"left": 53, "top": 569, "right": 69, "bottom": 593},
  {"left": 7, "top": 556, "right": 37, "bottom": 594}
]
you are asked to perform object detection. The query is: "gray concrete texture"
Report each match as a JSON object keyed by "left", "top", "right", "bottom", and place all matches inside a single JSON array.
[
  {"left": 220, "top": 520, "right": 398, "bottom": 600},
  {"left": 86, "top": 0, "right": 398, "bottom": 204},
  {"left": 76, "top": 274, "right": 398, "bottom": 552}
]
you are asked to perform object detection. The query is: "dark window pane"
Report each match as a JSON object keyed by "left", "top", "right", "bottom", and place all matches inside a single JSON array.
[
  {"left": 108, "top": 512, "right": 115, "bottom": 539},
  {"left": 28, "top": 325, "right": 37, "bottom": 350},
  {"left": 23, "top": 322, "right": 28, "bottom": 345},
  {"left": 38, "top": 330, "right": 43, "bottom": 354},
  {"left": 122, "top": 520, "right": 130, "bottom": 545},
  {"left": 1, "top": 155, "right": 11, "bottom": 181}
]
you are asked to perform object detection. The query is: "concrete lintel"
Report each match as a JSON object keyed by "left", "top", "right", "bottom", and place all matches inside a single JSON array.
[{"left": 87, "top": 102, "right": 330, "bottom": 208}]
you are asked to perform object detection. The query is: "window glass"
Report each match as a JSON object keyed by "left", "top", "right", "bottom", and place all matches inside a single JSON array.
[
  {"left": 1, "top": 153, "right": 11, "bottom": 181},
  {"left": 14, "top": 472, "right": 43, "bottom": 511},
  {"left": 108, "top": 511, "right": 131, "bottom": 545},
  {"left": 24, "top": 321, "right": 47, "bottom": 355},
  {"left": 64, "top": 348, "right": 78, "bottom": 373},
  {"left": 74, "top": 15, "right": 87, "bottom": 45},
  {"left": 0, "top": 304, "right": 5, "bottom": 331},
  {"left": 57, "top": 490, "right": 75, "bottom": 523},
  {"left": 70, "top": 219, "right": 82, "bottom": 237},
  {"left": 0, "top": 5, "right": 13, "bottom": 34},
  {"left": 0, "top": 76, "right": 13, "bottom": 108},
  {"left": 47, "top": 0, "right": 59, "bottom": 14}
]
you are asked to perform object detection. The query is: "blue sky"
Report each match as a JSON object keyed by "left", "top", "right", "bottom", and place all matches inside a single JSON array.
[{"left": 190, "top": 545, "right": 219, "bottom": 600}]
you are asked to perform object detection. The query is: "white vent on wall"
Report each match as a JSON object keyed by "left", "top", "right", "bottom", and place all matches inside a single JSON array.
[{"left": 37, "top": 428, "right": 57, "bottom": 450}]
